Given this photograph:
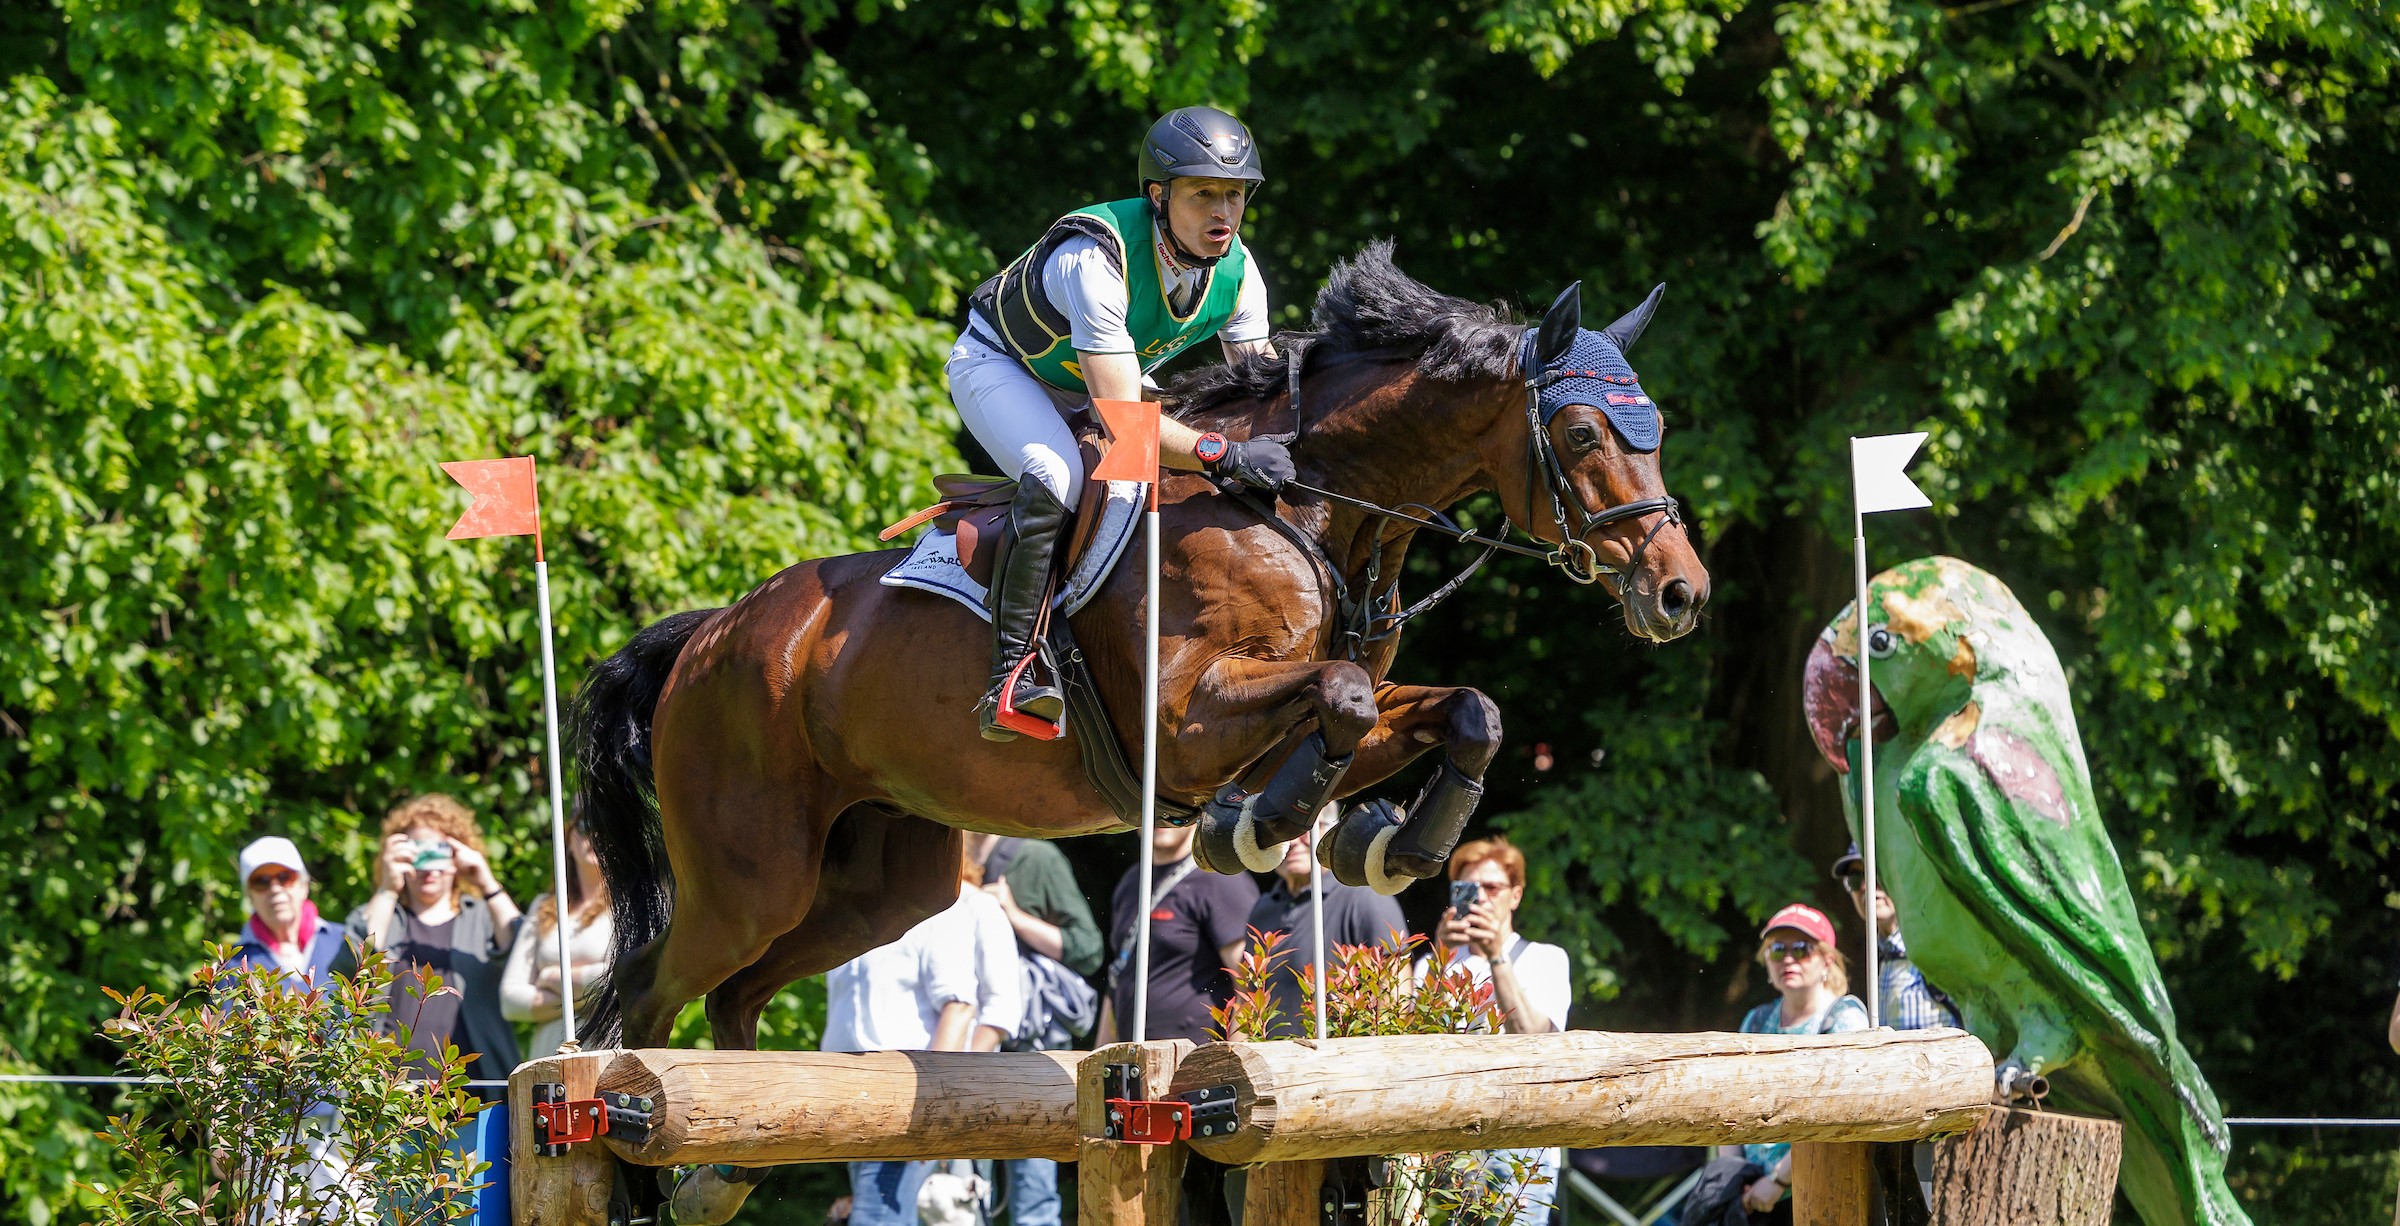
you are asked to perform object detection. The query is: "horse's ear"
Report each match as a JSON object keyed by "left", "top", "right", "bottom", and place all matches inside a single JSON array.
[
  {"left": 1601, "top": 283, "right": 1667, "bottom": 351},
  {"left": 1535, "top": 281, "right": 1581, "bottom": 367}
]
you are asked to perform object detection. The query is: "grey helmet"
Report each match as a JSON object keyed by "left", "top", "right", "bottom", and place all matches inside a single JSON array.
[{"left": 1138, "top": 106, "right": 1265, "bottom": 196}]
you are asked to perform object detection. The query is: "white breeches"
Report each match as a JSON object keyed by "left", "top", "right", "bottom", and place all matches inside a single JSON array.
[{"left": 948, "top": 330, "right": 1085, "bottom": 506}]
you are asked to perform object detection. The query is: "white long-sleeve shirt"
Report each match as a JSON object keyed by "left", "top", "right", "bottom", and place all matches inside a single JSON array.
[
  {"left": 822, "top": 897, "right": 982, "bottom": 1053},
  {"left": 963, "top": 887, "right": 1025, "bottom": 1041},
  {"left": 500, "top": 902, "right": 615, "bottom": 1059}
]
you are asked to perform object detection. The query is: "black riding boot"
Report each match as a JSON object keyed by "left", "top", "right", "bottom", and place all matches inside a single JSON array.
[{"left": 975, "top": 479, "right": 1069, "bottom": 742}]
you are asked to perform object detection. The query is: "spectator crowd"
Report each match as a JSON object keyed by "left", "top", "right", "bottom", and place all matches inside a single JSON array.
[{"left": 225, "top": 787, "right": 1954, "bottom": 1226}]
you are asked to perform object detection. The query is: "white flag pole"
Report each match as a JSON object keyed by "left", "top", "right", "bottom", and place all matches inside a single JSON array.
[
  {"left": 1851, "top": 503, "right": 1879, "bottom": 1029},
  {"left": 1846, "top": 430, "right": 1928, "bottom": 1031},
  {"left": 533, "top": 523, "right": 579, "bottom": 1050},
  {"left": 1131, "top": 485, "right": 1161, "bottom": 1046},
  {"left": 1311, "top": 809, "right": 1327, "bottom": 1042}
]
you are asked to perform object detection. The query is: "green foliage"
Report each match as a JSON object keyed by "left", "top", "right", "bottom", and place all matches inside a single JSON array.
[
  {"left": 2, "top": 0, "right": 968, "bottom": 1216},
  {"left": 88, "top": 945, "right": 485, "bottom": 1225},
  {"left": 1213, "top": 930, "right": 1545, "bottom": 1223}
]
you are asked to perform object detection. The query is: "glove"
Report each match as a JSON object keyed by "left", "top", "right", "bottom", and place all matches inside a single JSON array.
[{"left": 1207, "top": 435, "right": 1296, "bottom": 492}]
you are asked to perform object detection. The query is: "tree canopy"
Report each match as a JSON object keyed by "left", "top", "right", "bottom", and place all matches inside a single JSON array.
[{"left": 4, "top": 0, "right": 2396, "bottom": 1220}]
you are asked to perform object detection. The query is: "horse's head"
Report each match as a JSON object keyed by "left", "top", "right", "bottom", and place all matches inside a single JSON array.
[{"left": 1488, "top": 282, "right": 1710, "bottom": 642}]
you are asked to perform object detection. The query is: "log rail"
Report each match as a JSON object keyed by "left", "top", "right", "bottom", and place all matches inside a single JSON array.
[{"left": 510, "top": 1028, "right": 1999, "bottom": 1226}]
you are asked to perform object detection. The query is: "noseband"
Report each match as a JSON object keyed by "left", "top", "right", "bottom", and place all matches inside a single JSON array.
[{"left": 1515, "top": 329, "right": 1683, "bottom": 587}]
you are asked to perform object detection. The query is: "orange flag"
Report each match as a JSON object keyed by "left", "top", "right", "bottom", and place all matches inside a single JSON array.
[
  {"left": 442, "top": 457, "right": 542, "bottom": 543},
  {"left": 1089, "top": 399, "right": 1161, "bottom": 483}
]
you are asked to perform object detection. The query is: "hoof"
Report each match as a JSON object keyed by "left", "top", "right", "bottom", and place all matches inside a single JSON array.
[
  {"left": 1321, "top": 800, "right": 1408, "bottom": 893},
  {"left": 671, "top": 1166, "right": 761, "bottom": 1226}
]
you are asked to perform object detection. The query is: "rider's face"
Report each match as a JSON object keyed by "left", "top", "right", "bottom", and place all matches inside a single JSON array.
[{"left": 1153, "top": 177, "right": 1248, "bottom": 259}]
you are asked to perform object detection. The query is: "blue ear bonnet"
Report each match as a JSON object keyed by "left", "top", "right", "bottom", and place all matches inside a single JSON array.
[{"left": 1532, "top": 329, "right": 1660, "bottom": 452}]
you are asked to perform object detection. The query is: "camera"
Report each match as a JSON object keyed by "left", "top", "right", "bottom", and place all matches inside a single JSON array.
[{"left": 1449, "top": 879, "right": 1482, "bottom": 919}]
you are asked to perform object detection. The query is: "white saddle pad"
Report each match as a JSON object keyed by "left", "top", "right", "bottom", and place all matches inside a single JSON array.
[{"left": 879, "top": 480, "right": 1147, "bottom": 621}]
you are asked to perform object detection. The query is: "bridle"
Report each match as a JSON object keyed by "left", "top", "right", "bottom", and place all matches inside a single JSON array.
[
  {"left": 1510, "top": 327, "right": 1684, "bottom": 586},
  {"left": 1217, "top": 328, "right": 1685, "bottom": 661}
]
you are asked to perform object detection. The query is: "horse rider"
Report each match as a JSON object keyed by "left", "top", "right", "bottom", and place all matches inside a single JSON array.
[{"left": 953, "top": 105, "right": 1299, "bottom": 741}]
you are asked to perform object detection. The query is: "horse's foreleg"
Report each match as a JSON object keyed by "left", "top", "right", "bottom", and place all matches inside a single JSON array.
[
  {"left": 1321, "top": 683, "right": 1503, "bottom": 893},
  {"left": 1176, "top": 656, "right": 1380, "bottom": 874}
]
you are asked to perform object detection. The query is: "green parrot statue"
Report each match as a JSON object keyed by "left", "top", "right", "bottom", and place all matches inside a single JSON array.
[{"left": 1801, "top": 556, "right": 2247, "bottom": 1226}]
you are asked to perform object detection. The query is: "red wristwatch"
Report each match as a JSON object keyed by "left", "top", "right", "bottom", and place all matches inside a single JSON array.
[{"left": 1193, "top": 432, "right": 1229, "bottom": 465}]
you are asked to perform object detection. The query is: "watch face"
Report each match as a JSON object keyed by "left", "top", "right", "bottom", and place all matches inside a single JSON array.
[{"left": 1196, "top": 433, "right": 1226, "bottom": 462}]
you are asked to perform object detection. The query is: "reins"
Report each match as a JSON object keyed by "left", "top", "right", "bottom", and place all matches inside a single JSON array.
[{"left": 1212, "top": 326, "right": 1682, "bottom": 662}]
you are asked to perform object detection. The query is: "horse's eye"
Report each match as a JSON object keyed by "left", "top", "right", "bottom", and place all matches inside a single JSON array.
[
  {"left": 1867, "top": 626, "right": 1897, "bottom": 659},
  {"left": 1567, "top": 424, "right": 1597, "bottom": 448}
]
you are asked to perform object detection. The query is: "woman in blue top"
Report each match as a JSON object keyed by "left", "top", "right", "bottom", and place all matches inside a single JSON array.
[{"left": 1682, "top": 903, "right": 1868, "bottom": 1224}]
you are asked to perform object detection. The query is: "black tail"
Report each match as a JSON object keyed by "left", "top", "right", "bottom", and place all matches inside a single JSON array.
[{"left": 572, "top": 607, "right": 721, "bottom": 1045}]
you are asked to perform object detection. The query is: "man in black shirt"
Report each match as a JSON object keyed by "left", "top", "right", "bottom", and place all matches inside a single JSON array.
[
  {"left": 1097, "top": 821, "right": 1260, "bottom": 1045},
  {"left": 1244, "top": 808, "right": 1408, "bottom": 1039}
]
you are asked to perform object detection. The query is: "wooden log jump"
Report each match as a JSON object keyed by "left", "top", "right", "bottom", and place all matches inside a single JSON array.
[
  {"left": 1173, "top": 1028, "right": 1994, "bottom": 1163},
  {"left": 593, "top": 1047, "right": 1086, "bottom": 1166},
  {"left": 508, "top": 1028, "right": 2000, "bottom": 1226}
]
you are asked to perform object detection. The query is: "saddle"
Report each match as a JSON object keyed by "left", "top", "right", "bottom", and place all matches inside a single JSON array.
[
  {"left": 876, "top": 432, "right": 1117, "bottom": 589},
  {"left": 878, "top": 420, "right": 1198, "bottom": 827}
]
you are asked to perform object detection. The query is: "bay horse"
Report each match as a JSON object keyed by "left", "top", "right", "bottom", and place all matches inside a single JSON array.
[{"left": 575, "top": 241, "right": 1708, "bottom": 1069}]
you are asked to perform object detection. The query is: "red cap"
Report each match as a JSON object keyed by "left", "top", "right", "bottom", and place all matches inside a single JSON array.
[{"left": 1760, "top": 903, "right": 1837, "bottom": 947}]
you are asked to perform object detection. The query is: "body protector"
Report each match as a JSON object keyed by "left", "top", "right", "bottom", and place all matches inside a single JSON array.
[{"left": 969, "top": 197, "right": 1250, "bottom": 394}]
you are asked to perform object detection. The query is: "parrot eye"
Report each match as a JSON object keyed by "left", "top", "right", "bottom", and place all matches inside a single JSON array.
[{"left": 1866, "top": 626, "right": 1897, "bottom": 659}]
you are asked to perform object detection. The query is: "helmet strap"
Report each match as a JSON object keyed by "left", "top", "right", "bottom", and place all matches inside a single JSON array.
[{"left": 1147, "top": 182, "right": 1228, "bottom": 269}]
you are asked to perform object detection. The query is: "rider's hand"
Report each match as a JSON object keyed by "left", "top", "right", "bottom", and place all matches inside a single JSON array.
[{"left": 1208, "top": 435, "right": 1296, "bottom": 492}]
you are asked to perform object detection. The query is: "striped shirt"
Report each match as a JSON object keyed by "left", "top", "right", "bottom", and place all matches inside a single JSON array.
[{"left": 1878, "top": 930, "right": 1963, "bottom": 1030}]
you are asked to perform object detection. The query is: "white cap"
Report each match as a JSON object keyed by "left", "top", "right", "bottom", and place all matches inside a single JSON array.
[{"left": 237, "top": 836, "right": 309, "bottom": 883}]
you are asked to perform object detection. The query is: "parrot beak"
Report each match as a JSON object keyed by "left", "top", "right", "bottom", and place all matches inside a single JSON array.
[{"left": 1803, "top": 635, "right": 1894, "bottom": 773}]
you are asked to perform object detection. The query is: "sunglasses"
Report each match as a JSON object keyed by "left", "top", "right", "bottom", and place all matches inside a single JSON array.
[
  {"left": 1767, "top": 939, "right": 1819, "bottom": 960},
  {"left": 247, "top": 868, "right": 301, "bottom": 891}
]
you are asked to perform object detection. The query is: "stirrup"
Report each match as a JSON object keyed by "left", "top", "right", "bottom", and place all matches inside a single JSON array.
[{"left": 984, "top": 651, "right": 1065, "bottom": 742}]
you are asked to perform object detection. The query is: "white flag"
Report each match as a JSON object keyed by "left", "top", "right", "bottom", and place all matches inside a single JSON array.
[{"left": 1851, "top": 432, "right": 1932, "bottom": 514}]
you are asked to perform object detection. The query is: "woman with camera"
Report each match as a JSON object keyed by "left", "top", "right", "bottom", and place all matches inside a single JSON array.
[
  {"left": 1422, "top": 837, "right": 1572, "bottom": 1226},
  {"left": 349, "top": 793, "right": 523, "bottom": 1083}
]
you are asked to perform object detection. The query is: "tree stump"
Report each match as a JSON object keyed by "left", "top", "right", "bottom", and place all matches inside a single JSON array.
[{"left": 1930, "top": 1106, "right": 2121, "bottom": 1226}]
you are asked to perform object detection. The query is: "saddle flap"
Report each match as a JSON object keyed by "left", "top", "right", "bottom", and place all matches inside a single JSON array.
[{"left": 949, "top": 504, "right": 1012, "bottom": 589}]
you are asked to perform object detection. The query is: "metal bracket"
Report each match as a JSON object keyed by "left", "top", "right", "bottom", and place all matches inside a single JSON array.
[
  {"left": 1101, "top": 1061, "right": 1193, "bottom": 1145},
  {"left": 530, "top": 1083, "right": 654, "bottom": 1156},
  {"left": 1179, "top": 1084, "right": 1241, "bottom": 1139}
]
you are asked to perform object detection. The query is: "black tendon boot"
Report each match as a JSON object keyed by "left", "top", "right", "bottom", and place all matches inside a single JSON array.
[
  {"left": 1195, "top": 731, "right": 1354, "bottom": 874},
  {"left": 1322, "top": 762, "right": 1485, "bottom": 892},
  {"left": 975, "top": 479, "right": 1070, "bottom": 741}
]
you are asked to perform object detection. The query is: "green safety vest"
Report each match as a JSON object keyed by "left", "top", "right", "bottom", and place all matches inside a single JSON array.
[{"left": 970, "top": 198, "right": 1250, "bottom": 393}]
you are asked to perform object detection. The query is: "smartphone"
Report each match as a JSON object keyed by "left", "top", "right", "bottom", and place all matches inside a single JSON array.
[
  {"left": 412, "top": 839, "right": 455, "bottom": 871},
  {"left": 1449, "top": 879, "right": 1481, "bottom": 920}
]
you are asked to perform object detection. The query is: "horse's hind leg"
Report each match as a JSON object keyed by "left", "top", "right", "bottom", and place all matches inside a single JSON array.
[
  {"left": 673, "top": 806, "right": 964, "bottom": 1226},
  {"left": 619, "top": 768, "right": 834, "bottom": 1050},
  {"left": 1320, "top": 682, "right": 1502, "bottom": 893},
  {"left": 1174, "top": 657, "right": 1381, "bottom": 874},
  {"left": 700, "top": 804, "right": 966, "bottom": 1049}
]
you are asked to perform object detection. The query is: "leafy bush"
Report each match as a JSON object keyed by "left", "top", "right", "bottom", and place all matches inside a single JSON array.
[
  {"left": 1214, "top": 928, "right": 1547, "bottom": 1225},
  {"left": 85, "top": 945, "right": 486, "bottom": 1225}
]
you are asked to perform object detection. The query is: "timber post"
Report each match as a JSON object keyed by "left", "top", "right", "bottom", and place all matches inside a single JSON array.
[
  {"left": 1075, "top": 1040, "right": 1193, "bottom": 1226},
  {"left": 1930, "top": 1105, "right": 2123, "bottom": 1225},
  {"left": 509, "top": 1049, "right": 614, "bottom": 1226}
]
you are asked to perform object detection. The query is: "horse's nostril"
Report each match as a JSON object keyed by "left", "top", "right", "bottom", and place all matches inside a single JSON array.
[{"left": 1661, "top": 578, "right": 1692, "bottom": 619}]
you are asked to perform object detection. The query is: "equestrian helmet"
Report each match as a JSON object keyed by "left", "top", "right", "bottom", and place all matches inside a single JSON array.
[{"left": 1139, "top": 106, "right": 1265, "bottom": 196}]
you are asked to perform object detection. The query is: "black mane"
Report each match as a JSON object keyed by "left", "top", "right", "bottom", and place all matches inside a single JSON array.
[{"left": 1168, "top": 240, "right": 1523, "bottom": 418}]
